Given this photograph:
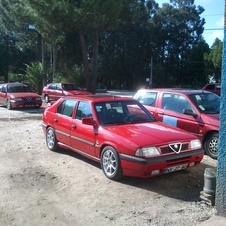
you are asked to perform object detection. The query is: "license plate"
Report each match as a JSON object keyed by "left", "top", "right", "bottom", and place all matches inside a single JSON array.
[{"left": 164, "top": 164, "right": 187, "bottom": 174}]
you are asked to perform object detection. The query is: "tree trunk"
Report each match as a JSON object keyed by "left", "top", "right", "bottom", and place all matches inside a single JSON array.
[
  {"left": 37, "top": 33, "right": 42, "bottom": 63},
  {"left": 79, "top": 28, "right": 91, "bottom": 91},
  {"left": 91, "top": 28, "right": 99, "bottom": 94}
]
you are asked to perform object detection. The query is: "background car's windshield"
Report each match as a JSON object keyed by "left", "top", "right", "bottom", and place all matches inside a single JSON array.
[
  {"left": 62, "top": 84, "right": 81, "bottom": 91},
  {"left": 7, "top": 85, "right": 32, "bottom": 93},
  {"left": 190, "top": 93, "right": 220, "bottom": 114},
  {"left": 94, "top": 101, "right": 155, "bottom": 125}
]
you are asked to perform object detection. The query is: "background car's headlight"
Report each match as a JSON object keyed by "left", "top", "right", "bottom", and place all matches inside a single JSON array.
[
  {"left": 14, "top": 98, "right": 23, "bottom": 101},
  {"left": 135, "top": 147, "right": 160, "bottom": 157},
  {"left": 190, "top": 139, "right": 201, "bottom": 149}
]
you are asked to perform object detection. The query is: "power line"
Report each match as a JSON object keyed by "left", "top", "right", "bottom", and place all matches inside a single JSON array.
[
  {"left": 204, "top": 28, "right": 224, "bottom": 30},
  {"left": 67, "top": 0, "right": 102, "bottom": 30},
  {"left": 202, "top": 13, "right": 223, "bottom": 17}
]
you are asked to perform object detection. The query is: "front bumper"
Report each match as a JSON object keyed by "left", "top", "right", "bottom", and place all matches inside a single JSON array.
[
  {"left": 119, "top": 148, "right": 204, "bottom": 178},
  {"left": 10, "top": 100, "right": 42, "bottom": 108}
]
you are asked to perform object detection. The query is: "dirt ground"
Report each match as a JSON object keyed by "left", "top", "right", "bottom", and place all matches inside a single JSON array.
[{"left": 0, "top": 104, "right": 218, "bottom": 226}]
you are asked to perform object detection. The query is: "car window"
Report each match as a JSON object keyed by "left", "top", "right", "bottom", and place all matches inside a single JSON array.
[
  {"left": 57, "top": 99, "right": 77, "bottom": 117},
  {"left": 63, "top": 84, "right": 73, "bottom": 90},
  {"left": 49, "top": 84, "right": 56, "bottom": 90},
  {"left": 7, "top": 85, "right": 31, "bottom": 93},
  {"left": 190, "top": 93, "right": 220, "bottom": 113},
  {"left": 62, "top": 84, "right": 81, "bottom": 91},
  {"left": 162, "top": 93, "right": 193, "bottom": 114},
  {"left": 0, "top": 84, "right": 2, "bottom": 92},
  {"left": 205, "top": 84, "right": 215, "bottom": 90},
  {"left": 1, "top": 85, "right": 6, "bottom": 92},
  {"left": 134, "top": 91, "right": 157, "bottom": 106},
  {"left": 76, "top": 101, "right": 92, "bottom": 120},
  {"left": 56, "top": 84, "right": 62, "bottom": 90},
  {"left": 216, "top": 85, "right": 221, "bottom": 90},
  {"left": 94, "top": 101, "right": 154, "bottom": 125}
]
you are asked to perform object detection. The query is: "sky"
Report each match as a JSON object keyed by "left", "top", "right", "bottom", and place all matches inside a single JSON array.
[{"left": 156, "top": 0, "right": 224, "bottom": 47}]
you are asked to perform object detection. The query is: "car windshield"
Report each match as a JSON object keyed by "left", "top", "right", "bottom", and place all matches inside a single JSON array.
[
  {"left": 62, "top": 84, "right": 81, "bottom": 91},
  {"left": 94, "top": 100, "right": 155, "bottom": 125},
  {"left": 7, "top": 85, "right": 32, "bottom": 93},
  {"left": 190, "top": 93, "right": 220, "bottom": 114}
]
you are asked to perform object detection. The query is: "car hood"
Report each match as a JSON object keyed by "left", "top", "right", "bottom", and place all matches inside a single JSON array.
[
  {"left": 9, "top": 92, "right": 41, "bottom": 98},
  {"left": 103, "top": 121, "right": 196, "bottom": 147}
]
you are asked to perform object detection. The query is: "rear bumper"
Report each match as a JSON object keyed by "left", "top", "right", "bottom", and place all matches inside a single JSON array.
[{"left": 119, "top": 148, "right": 204, "bottom": 178}]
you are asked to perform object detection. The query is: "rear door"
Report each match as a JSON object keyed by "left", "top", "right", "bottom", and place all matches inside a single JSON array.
[
  {"left": 48, "top": 84, "right": 63, "bottom": 101},
  {"left": 53, "top": 99, "right": 77, "bottom": 145},
  {"left": 70, "top": 101, "right": 96, "bottom": 157}
]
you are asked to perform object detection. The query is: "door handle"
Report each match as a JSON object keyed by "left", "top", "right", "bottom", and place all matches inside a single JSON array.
[
  {"left": 71, "top": 125, "right": 76, "bottom": 129},
  {"left": 53, "top": 119, "right": 58, "bottom": 122}
]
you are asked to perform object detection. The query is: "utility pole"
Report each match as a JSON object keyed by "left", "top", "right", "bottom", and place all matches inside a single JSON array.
[
  {"left": 149, "top": 56, "right": 153, "bottom": 88},
  {"left": 215, "top": 0, "right": 226, "bottom": 216}
]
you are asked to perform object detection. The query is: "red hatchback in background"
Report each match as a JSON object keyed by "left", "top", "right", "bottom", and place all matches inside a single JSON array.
[
  {"left": 202, "top": 83, "right": 221, "bottom": 96},
  {"left": 133, "top": 89, "right": 219, "bottom": 159},
  {"left": 0, "top": 83, "right": 42, "bottom": 110},
  {"left": 41, "top": 95, "right": 204, "bottom": 180},
  {"left": 42, "top": 82, "right": 91, "bottom": 103}
]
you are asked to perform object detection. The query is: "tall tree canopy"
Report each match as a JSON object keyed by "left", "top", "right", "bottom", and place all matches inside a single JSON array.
[{"left": 0, "top": 0, "right": 219, "bottom": 90}]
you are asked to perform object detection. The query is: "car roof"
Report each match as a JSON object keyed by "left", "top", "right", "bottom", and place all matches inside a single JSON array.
[
  {"left": 204, "top": 83, "right": 221, "bottom": 85},
  {"left": 1, "top": 83, "right": 28, "bottom": 86},
  {"left": 61, "top": 94, "right": 135, "bottom": 103},
  {"left": 136, "top": 88, "right": 212, "bottom": 95},
  {"left": 47, "top": 82, "right": 77, "bottom": 85}
]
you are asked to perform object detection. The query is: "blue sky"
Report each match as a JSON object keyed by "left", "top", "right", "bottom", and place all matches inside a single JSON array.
[{"left": 156, "top": 0, "right": 224, "bottom": 46}]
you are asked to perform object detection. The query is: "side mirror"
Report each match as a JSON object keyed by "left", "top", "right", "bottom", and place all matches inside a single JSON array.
[
  {"left": 183, "top": 109, "right": 197, "bottom": 118},
  {"left": 82, "top": 117, "right": 95, "bottom": 125},
  {"left": 82, "top": 117, "right": 99, "bottom": 131}
]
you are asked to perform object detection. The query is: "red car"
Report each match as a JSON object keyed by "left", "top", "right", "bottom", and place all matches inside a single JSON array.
[
  {"left": 133, "top": 88, "right": 219, "bottom": 159},
  {"left": 202, "top": 83, "right": 221, "bottom": 96},
  {"left": 0, "top": 83, "right": 42, "bottom": 110},
  {"left": 42, "top": 82, "right": 91, "bottom": 103},
  {"left": 41, "top": 95, "right": 204, "bottom": 180}
]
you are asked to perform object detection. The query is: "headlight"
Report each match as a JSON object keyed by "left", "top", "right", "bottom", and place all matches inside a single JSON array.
[
  {"left": 36, "top": 97, "right": 42, "bottom": 101},
  {"left": 14, "top": 98, "right": 23, "bottom": 101},
  {"left": 190, "top": 139, "right": 201, "bottom": 149},
  {"left": 135, "top": 147, "right": 160, "bottom": 157}
]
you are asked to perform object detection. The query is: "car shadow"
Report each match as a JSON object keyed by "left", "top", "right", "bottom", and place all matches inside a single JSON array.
[
  {"left": 56, "top": 147, "right": 216, "bottom": 202},
  {"left": 119, "top": 162, "right": 214, "bottom": 202},
  {"left": 0, "top": 105, "right": 46, "bottom": 114}
]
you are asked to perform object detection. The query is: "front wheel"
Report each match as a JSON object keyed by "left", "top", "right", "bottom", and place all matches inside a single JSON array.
[
  {"left": 44, "top": 95, "right": 49, "bottom": 103},
  {"left": 101, "top": 146, "right": 123, "bottom": 180},
  {"left": 46, "top": 127, "right": 59, "bottom": 152},
  {"left": 6, "top": 99, "right": 12, "bottom": 110},
  {"left": 204, "top": 132, "right": 218, "bottom": 159}
]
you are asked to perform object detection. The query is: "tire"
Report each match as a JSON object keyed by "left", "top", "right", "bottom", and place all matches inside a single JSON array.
[
  {"left": 46, "top": 127, "right": 59, "bottom": 152},
  {"left": 44, "top": 95, "right": 49, "bottom": 103},
  {"left": 6, "top": 99, "right": 12, "bottom": 110},
  {"left": 101, "top": 146, "right": 123, "bottom": 180},
  {"left": 204, "top": 132, "right": 218, "bottom": 159}
]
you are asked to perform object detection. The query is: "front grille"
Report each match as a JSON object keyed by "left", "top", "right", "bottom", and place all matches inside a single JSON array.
[
  {"left": 26, "top": 97, "right": 33, "bottom": 101},
  {"left": 166, "top": 156, "right": 190, "bottom": 167},
  {"left": 160, "top": 143, "right": 189, "bottom": 154}
]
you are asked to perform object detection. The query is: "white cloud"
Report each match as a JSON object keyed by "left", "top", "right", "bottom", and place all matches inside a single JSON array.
[
  {"left": 210, "top": 30, "right": 224, "bottom": 40},
  {"left": 216, "top": 16, "right": 224, "bottom": 27}
]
